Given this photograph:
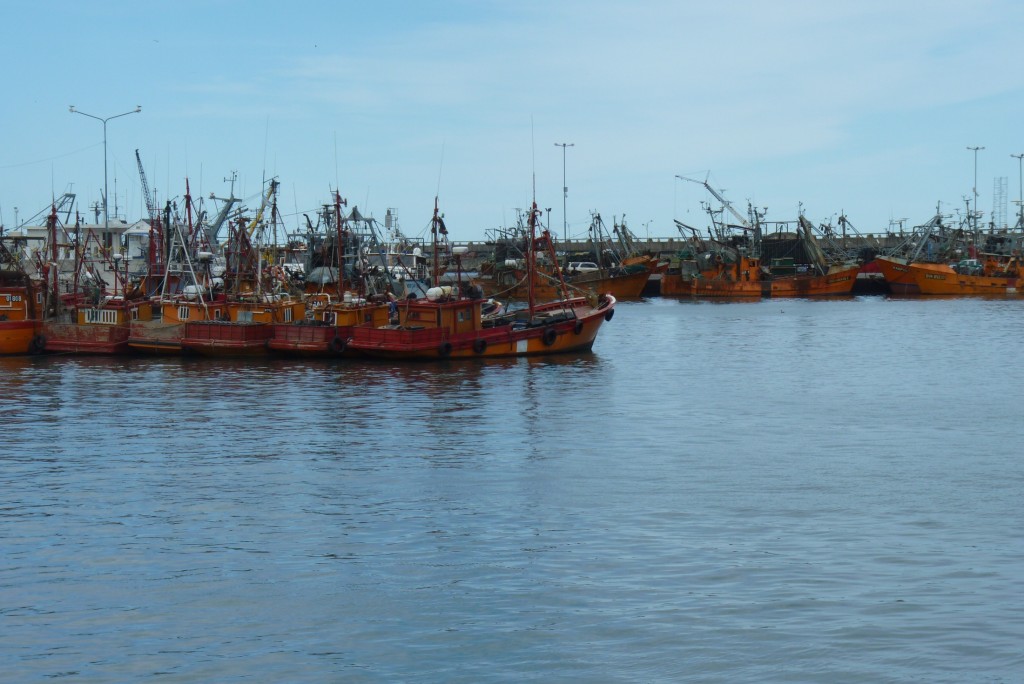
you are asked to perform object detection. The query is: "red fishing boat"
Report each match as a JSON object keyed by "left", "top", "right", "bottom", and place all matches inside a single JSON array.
[
  {"left": 268, "top": 292, "right": 390, "bottom": 357},
  {"left": 268, "top": 192, "right": 393, "bottom": 357},
  {"left": 348, "top": 199, "right": 615, "bottom": 360},
  {"left": 179, "top": 180, "right": 306, "bottom": 356},
  {"left": 36, "top": 206, "right": 153, "bottom": 355}
]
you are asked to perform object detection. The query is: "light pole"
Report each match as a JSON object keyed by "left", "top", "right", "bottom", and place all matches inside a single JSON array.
[
  {"left": 554, "top": 142, "right": 574, "bottom": 243},
  {"left": 1012, "top": 153, "right": 1024, "bottom": 227},
  {"left": 69, "top": 105, "right": 141, "bottom": 233},
  {"left": 967, "top": 145, "right": 984, "bottom": 231}
]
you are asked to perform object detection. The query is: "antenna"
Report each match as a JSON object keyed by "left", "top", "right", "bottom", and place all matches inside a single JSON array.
[
  {"left": 262, "top": 116, "right": 270, "bottom": 187},
  {"left": 531, "top": 117, "right": 536, "bottom": 201},
  {"left": 436, "top": 142, "right": 445, "bottom": 198}
]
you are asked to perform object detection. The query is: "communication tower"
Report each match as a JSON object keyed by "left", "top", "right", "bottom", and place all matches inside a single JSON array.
[{"left": 993, "top": 176, "right": 1008, "bottom": 229}]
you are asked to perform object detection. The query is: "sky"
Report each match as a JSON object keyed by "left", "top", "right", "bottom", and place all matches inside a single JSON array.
[{"left": 2, "top": 0, "right": 1023, "bottom": 244}]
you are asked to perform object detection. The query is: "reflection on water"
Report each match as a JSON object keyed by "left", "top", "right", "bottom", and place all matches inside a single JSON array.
[{"left": 2, "top": 297, "right": 1023, "bottom": 682}]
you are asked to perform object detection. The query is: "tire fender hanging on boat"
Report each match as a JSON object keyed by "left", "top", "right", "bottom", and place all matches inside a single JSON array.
[
  {"left": 604, "top": 309, "right": 615, "bottom": 322},
  {"left": 573, "top": 320, "right": 584, "bottom": 335},
  {"left": 542, "top": 327, "right": 557, "bottom": 346},
  {"left": 29, "top": 334, "right": 46, "bottom": 355},
  {"left": 472, "top": 338, "right": 487, "bottom": 354},
  {"left": 331, "top": 336, "right": 347, "bottom": 354},
  {"left": 438, "top": 341, "right": 452, "bottom": 357}
]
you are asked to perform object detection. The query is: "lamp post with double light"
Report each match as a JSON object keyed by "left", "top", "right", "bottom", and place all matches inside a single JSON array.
[
  {"left": 69, "top": 105, "right": 141, "bottom": 234},
  {"left": 554, "top": 142, "right": 574, "bottom": 243}
]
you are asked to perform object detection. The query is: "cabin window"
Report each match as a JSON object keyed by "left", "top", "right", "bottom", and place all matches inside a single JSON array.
[
  {"left": 457, "top": 310, "right": 467, "bottom": 322},
  {"left": 131, "top": 307, "right": 140, "bottom": 321},
  {"left": 178, "top": 305, "right": 190, "bottom": 321},
  {"left": 37, "top": 292, "right": 43, "bottom": 304},
  {"left": 283, "top": 308, "right": 293, "bottom": 323},
  {"left": 237, "top": 310, "right": 253, "bottom": 323},
  {"left": 329, "top": 312, "right": 338, "bottom": 326}
]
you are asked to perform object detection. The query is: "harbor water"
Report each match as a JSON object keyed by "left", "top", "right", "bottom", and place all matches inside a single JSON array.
[{"left": 2, "top": 296, "right": 1022, "bottom": 682}]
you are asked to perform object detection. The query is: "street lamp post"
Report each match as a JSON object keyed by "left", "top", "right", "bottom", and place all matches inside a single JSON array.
[
  {"left": 69, "top": 105, "right": 141, "bottom": 233},
  {"left": 1012, "top": 153, "right": 1024, "bottom": 227},
  {"left": 967, "top": 145, "right": 984, "bottom": 232},
  {"left": 554, "top": 142, "right": 574, "bottom": 243}
]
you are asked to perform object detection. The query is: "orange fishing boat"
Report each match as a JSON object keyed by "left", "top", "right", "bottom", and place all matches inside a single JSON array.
[
  {"left": 661, "top": 255, "right": 859, "bottom": 297},
  {"left": 873, "top": 255, "right": 919, "bottom": 295},
  {"left": 872, "top": 211, "right": 960, "bottom": 295},
  {"left": 129, "top": 182, "right": 230, "bottom": 354},
  {"left": 476, "top": 211, "right": 660, "bottom": 301},
  {"left": 478, "top": 259, "right": 649, "bottom": 301},
  {"left": 906, "top": 255, "right": 1021, "bottom": 295},
  {"left": 0, "top": 236, "right": 42, "bottom": 355},
  {"left": 348, "top": 200, "right": 616, "bottom": 360},
  {"left": 661, "top": 216, "right": 859, "bottom": 298},
  {"left": 129, "top": 295, "right": 228, "bottom": 354}
]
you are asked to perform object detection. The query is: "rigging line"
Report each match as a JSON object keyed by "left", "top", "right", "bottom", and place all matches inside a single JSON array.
[{"left": 0, "top": 141, "right": 103, "bottom": 169}]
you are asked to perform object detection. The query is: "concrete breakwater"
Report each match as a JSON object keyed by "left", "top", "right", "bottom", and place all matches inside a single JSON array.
[{"left": 447, "top": 234, "right": 906, "bottom": 270}]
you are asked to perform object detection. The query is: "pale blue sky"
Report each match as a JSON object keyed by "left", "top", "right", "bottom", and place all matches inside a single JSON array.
[{"left": 2, "top": 0, "right": 1022, "bottom": 242}]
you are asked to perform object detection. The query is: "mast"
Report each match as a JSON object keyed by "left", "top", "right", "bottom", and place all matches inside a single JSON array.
[
  {"left": 335, "top": 191, "right": 345, "bottom": 298},
  {"left": 47, "top": 205, "right": 60, "bottom": 316},
  {"left": 431, "top": 197, "right": 441, "bottom": 288},
  {"left": 527, "top": 203, "right": 536, "bottom": 313}
]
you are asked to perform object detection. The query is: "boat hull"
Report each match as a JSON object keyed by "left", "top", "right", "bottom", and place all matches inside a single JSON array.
[
  {"left": 0, "top": 319, "right": 39, "bottom": 355},
  {"left": 565, "top": 269, "right": 652, "bottom": 299},
  {"left": 767, "top": 265, "right": 860, "bottom": 297},
  {"left": 128, "top": 321, "right": 186, "bottom": 354},
  {"left": 41, "top": 321, "right": 132, "bottom": 355},
  {"left": 660, "top": 264, "right": 859, "bottom": 298},
  {"left": 874, "top": 256, "right": 920, "bottom": 295},
  {"left": 348, "top": 296, "right": 616, "bottom": 360},
  {"left": 180, "top": 321, "right": 274, "bottom": 356},
  {"left": 267, "top": 323, "right": 354, "bottom": 357},
  {"left": 908, "top": 262, "right": 1019, "bottom": 295}
]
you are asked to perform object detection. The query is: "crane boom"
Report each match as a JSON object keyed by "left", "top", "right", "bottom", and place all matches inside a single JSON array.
[
  {"left": 246, "top": 179, "right": 278, "bottom": 237},
  {"left": 135, "top": 149, "right": 156, "bottom": 221},
  {"left": 679, "top": 175, "right": 750, "bottom": 228}
]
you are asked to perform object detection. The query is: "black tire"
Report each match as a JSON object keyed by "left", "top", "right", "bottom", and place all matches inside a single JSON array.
[
  {"left": 29, "top": 334, "right": 46, "bottom": 355},
  {"left": 438, "top": 341, "right": 452, "bottom": 357},
  {"left": 573, "top": 320, "right": 584, "bottom": 335},
  {"left": 331, "top": 336, "right": 347, "bottom": 354},
  {"left": 604, "top": 309, "right": 615, "bottom": 322},
  {"left": 472, "top": 338, "right": 487, "bottom": 354},
  {"left": 542, "top": 327, "right": 557, "bottom": 346}
]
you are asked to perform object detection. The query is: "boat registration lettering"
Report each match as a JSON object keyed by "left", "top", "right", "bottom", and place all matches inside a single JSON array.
[{"left": 925, "top": 274, "right": 947, "bottom": 280}]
